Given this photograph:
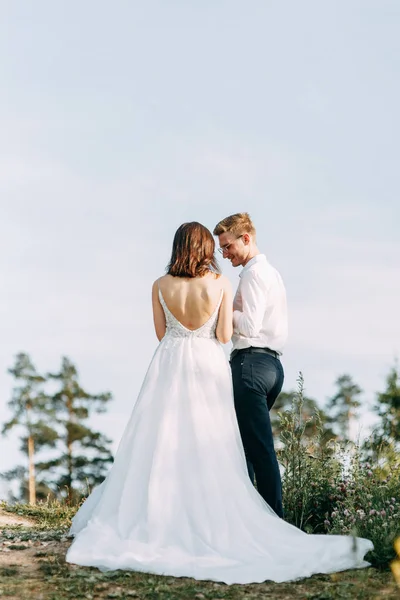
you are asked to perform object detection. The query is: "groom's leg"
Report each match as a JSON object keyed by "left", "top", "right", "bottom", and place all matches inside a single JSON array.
[
  {"left": 245, "top": 389, "right": 283, "bottom": 517},
  {"left": 231, "top": 352, "right": 284, "bottom": 517}
]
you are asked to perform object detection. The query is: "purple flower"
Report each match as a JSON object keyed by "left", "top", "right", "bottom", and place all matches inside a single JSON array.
[{"left": 380, "top": 510, "right": 386, "bottom": 517}]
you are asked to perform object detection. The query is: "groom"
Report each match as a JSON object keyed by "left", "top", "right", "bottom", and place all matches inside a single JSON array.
[{"left": 213, "top": 213, "right": 288, "bottom": 518}]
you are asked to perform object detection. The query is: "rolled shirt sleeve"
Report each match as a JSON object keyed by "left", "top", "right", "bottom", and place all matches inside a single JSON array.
[{"left": 233, "top": 272, "right": 268, "bottom": 339}]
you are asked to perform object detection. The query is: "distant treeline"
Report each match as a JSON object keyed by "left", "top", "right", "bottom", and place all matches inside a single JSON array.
[{"left": 1, "top": 352, "right": 399, "bottom": 504}]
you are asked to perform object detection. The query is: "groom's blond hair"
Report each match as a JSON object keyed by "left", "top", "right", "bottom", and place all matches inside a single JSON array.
[{"left": 213, "top": 212, "right": 256, "bottom": 237}]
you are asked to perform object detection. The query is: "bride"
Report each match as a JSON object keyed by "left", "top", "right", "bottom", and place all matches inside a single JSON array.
[{"left": 66, "top": 222, "right": 373, "bottom": 584}]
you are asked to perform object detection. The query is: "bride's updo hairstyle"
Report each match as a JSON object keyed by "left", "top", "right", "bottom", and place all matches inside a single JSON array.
[{"left": 167, "top": 222, "right": 221, "bottom": 278}]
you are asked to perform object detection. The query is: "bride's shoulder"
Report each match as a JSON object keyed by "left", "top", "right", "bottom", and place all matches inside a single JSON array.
[
  {"left": 216, "top": 274, "right": 232, "bottom": 290},
  {"left": 153, "top": 274, "right": 171, "bottom": 286},
  {"left": 152, "top": 275, "right": 170, "bottom": 296},
  {"left": 208, "top": 273, "right": 231, "bottom": 297}
]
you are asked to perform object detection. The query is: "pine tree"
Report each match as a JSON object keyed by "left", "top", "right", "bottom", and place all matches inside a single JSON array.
[
  {"left": 366, "top": 364, "right": 400, "bottom": 464},
  {"left": 375, "top": 364, "right": 400, "bottom": 444},
  {"left": 43, "top": 357, "right": 113, "bottom": 500},
  {"left": 326, "top": 374, "right": 362, "bottom": 442},
  {"left": 1, "top": 353, "right": 58, "bottom": 503}
]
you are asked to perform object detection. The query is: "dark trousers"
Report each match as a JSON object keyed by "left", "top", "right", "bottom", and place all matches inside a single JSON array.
[{"left": 231, "top": 350, "right": 284, "bottom": 517}]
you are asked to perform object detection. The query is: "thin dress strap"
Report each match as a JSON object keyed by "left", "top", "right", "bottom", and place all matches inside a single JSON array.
[{"left": 158, "top": 286, "right": 171, "bottom": 315}]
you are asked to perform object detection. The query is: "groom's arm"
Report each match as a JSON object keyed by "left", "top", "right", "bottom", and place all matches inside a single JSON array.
[{"left": 233, "top": 272, "right": 267, "bottom": 339}]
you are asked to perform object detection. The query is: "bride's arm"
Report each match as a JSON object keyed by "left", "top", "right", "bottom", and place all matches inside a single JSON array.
[
  {"left": 216, "top": 277, "right": 233, "bottom": 344},
  {"left": 152, "top": 280, "right": 167, "bottom": 341}
]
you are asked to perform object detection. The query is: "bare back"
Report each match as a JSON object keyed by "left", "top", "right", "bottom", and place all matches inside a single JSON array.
[
  {"left": 153, "top": 273, "right": 233, "bottom": 343},
  {"left": 158, "top": 273, "right": 224, "bottom": 330}
]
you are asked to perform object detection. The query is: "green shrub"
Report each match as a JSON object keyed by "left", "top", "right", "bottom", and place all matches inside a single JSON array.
[
  {"left": 279, "top": 374, "right": 341, "bottom": 532},
  {"left": 279, "top": 374, "right": 400, "bottom": 567},
  {"left": 327, "top": 454, "right": 400, "bottom": 568}
]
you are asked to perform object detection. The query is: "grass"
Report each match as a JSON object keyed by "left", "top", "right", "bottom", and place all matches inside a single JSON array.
[
  {"left": 0, "top": 498, "right": 78, "bottom": 528},
  {"left": 0, "top": 502, "right": 399, "bottom": 599}
]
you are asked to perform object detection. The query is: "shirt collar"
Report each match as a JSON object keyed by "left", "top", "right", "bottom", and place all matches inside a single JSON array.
[{"left": 239, "top": 253, "right": 266, "bottom": 277}]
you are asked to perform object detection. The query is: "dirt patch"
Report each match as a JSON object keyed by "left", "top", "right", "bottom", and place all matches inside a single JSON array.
[
  {"left": 0, "top": 537, "right": 70, "bottom": 573},
  {"left": 0, "top": 507, "right": 36, "bottom": 527}
]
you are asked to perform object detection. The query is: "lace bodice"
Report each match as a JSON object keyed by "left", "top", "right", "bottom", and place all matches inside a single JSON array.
[{"left": 158, "top": 289, "right": 223, "bottom": 339}]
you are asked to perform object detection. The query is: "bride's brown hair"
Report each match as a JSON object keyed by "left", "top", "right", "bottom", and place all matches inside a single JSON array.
[{"left": 167, "top": 222, "right": 221, "bottom": 278}]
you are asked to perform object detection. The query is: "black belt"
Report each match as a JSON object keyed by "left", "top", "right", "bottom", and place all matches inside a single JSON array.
[{"left": 230, "top": 346, "right": 280, "bottom": 360}]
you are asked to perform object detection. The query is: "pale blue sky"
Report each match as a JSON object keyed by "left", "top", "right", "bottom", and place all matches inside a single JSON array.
[{"left": 1, "top": 1, "right": 399, "bottom": 492}]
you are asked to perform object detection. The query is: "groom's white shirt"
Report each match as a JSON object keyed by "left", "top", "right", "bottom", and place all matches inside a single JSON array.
[{"left": 232, "top": 254, "right": 288, "bottom": 355}]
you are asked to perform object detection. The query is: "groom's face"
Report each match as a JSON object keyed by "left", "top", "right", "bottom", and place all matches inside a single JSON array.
[{"left": 217, "top": 232, "right": 247, "bottom": 268}]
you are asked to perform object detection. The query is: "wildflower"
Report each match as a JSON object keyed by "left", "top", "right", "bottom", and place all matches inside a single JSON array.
[
  {"left": 369, "top": 509, "right": 376, "bottom": 516},
  {"left": 381, "top": 510, "right": 386, "bottom": 517},
  {"left": 367, "top": 470, "right": 373, "bottom": 477},
  {"left": 324, "top": 520, "right": 330, "bottom": 527}
]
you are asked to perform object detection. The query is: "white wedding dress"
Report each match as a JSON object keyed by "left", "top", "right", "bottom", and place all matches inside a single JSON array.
[{"left": 66, "top": 289, "right": 373, "bottom": 584}]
